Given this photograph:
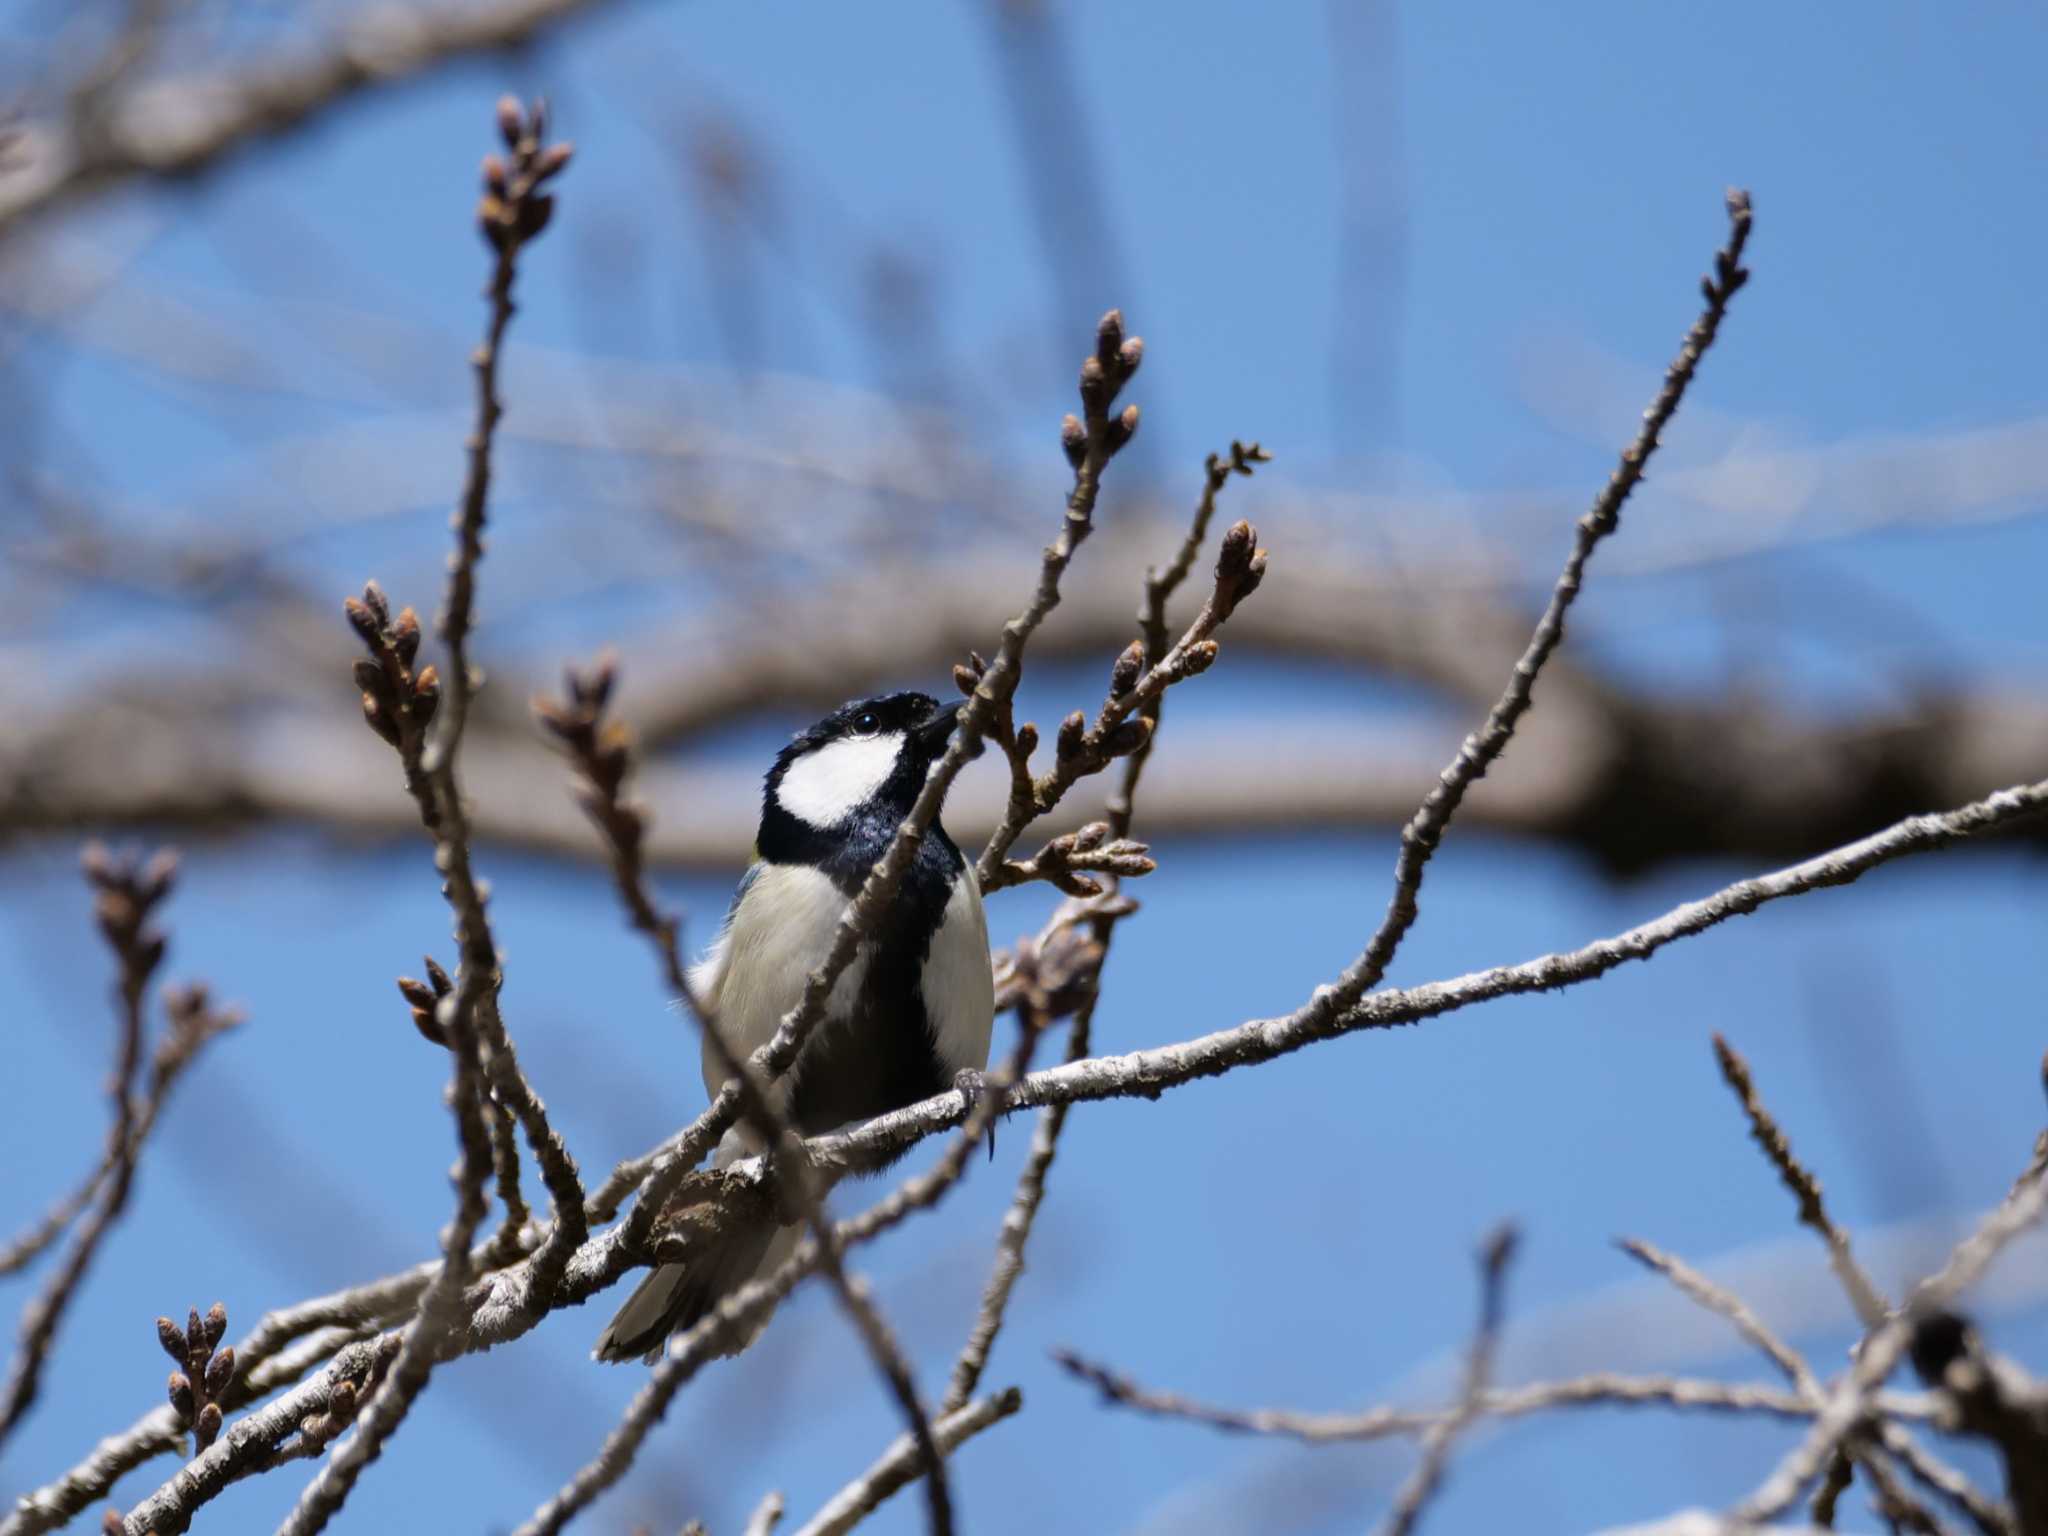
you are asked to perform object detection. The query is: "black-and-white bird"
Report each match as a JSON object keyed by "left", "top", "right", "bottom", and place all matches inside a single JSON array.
[{"left": 594, "top": 690, "right": 993, "bottom": 1363}]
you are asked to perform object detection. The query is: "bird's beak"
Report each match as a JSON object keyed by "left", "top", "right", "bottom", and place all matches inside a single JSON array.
[{"left": 914, "top": 697, "right": 967, "bottom": 752}]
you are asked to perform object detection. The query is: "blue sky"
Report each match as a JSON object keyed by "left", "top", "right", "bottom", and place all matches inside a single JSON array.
[{"left": 4, "top": 2, "right": 2047, "bottom": 1532}]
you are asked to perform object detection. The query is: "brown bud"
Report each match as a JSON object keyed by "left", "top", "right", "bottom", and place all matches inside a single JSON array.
[
  {"left": 1179, "top": 640, "right": 1220, "bottom": 678},
  {"left": 1077, "top": 356, "right": 1107, "bottom": 410},
  {"left": 167, "top": 1372, "right": 194, "bottom": 1420},
  {"left": 1216, "top": 518, "right": 1257, "bottom": 581},
  {"left": 185, "top": 1308, "right": 202, "bottom": 1352},
  {"left": 1056, "top": 711, "right": 1086, "bottom": 761},
  {"left": 1104, "top": 717, "right": 1152, "bottom": 758},
  {"left": 410, "top": 1008, "right": 447, "bottom": 1048},
  {"left": 1118, "top": 336, "right": 1144, "bottom": 375},
  {"left": 1109, "top": 640, "right": 1144, "bottom": 698},
  {"left": 351, "top": 659, "right": 385, "bottom": 697},
  {"left": 951, "top": 663, "right": 979, "bottom": 697},
  {"left": 1228, "top": 439, "right": 1269, "bottom": 474},
  {"left": 1070, "top": 821, "right": 1110, "bottom": 852},
  {"left": 517, "top": 194, "right": 555, "bottom": 241},
  {"left": 1095, "top": 308, "right": 1125, "bottom": 363},
  {"left": 195, "top": 1401, "right": 222, "bottom": 1449},
  {"left": 1015, "top": 721, "right": 1039, "bottom": 758},
  {"left": 1060, "top": 413, "right": 1087, "bottom": 469},
  {"left": 360, "top": 580, "right": 390, "bottom": 626},
  {"left": 582, "top": 650, "right": 617, "bottom": 710},
  {"left": 496, "top": 95, "right": 524, "bottom": 148},
  {"left": 424, "top": 956, "right": 452, "bottom": 995},
  {"left": 391, "top": 607, "right": 421, "bottom": 667},
  {"left": 140, "top": 850, "right": 179, "bottom": 905},
  {"left": 478, "top": 196, "right": 510, "bottom": 249},
  {"left": 202, "top": 1302, "right": 226, "bottom": 1349},
  {"left": 1237, "top": 548, "right": 1268, "bottom": 601},
  {"left": 535, "top": 142, "right": 575, "bottom": 182},
  {"left": 331, "top": 1378, "right": 358, "bottom": 1419},
  {"left": 156, "top": 1317, "right": 184, "bottom": 1362},
  {"left": 205, "top": 1345, "right": 234, "bottom": 1396},
  {"left": 412, "top": 665, "right": 441, "bottom": 723},
  {"left": 342, "top": 596, "right": 380, "bottom": 646},
  {"left": 481, "top": 154, "right": 508, "bottom": 196},
  {"left": 396, "top": 976, "right": 437, "bottom": 1010},
  {"left": 102, "top": 1510, "right": 124, "bottom": 1536},
  {"left": 1104, "top": 403, "right": 1139, "bottom": 454},
  {"left": 360, "top": 695, "right": 398, "bottom": 747}
]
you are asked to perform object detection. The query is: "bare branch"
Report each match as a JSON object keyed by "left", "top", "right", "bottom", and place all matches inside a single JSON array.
[
  {"left": 270, "top": 96, "right": 570, "bottom": 1536},
  {"left": 1728, "top": 1154, "right": 2048, "bottom": 1526},
  {"left": 787, "top": 1388, "right": 1025, "bottom": 1536},
  {"left": 1712, "top": 1034, "right": 1891, "bottom": 1329},
  {"left": 1104, "top": 439, "right": 1268, "bottom": 838},
  {"left": 1372, "top": 1224, "right": 1518, "bottom": 1536},
  {"left": 0, "top": 847, "right": 196, "bottom": 1449},
  {"left": 1319, "top": 190, "right": 1753, "bottom": 1024},
  {"left": 1051, "top": 1355, "right": 1935, "bottom": 1443},
  {"left": 808, "top": 773, "right": 2048, "bottom": 1174},
  {"left": 1618, "top": 1238, "right": 1818, "bottom": 1395},
  {"left": 0, "top": 0, "right": 619, "bottom": 236},
  {"left": 742, "top": 1491, "right": 785, "bottom": 1536}
]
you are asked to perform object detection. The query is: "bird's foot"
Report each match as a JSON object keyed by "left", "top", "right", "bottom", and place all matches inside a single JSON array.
[{"left": 954, "top": 1068, "right": 1001, "bottom": 1161}]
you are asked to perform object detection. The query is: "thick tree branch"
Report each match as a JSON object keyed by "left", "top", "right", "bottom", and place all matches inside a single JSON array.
[{"left": 0, "top": 0, "right": 624, "bottom": 237}]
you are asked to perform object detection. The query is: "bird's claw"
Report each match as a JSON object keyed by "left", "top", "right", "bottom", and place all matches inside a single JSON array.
[{"left": 954, "top": 1068, "right": 1000, "bottom": 1161}]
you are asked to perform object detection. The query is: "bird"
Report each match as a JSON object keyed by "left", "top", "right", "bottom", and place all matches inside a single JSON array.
[{"left": 594, "top": 689, "right": 994, "bottom": 1363}]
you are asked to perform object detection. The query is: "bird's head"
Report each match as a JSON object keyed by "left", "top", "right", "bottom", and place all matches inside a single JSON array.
[{"left": 763, "top": 691, "right": 965, "bottom": 838}]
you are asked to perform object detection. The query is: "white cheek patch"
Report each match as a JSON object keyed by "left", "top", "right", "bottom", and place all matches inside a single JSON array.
[{"left": 777, "top": 733, "right": 904, "bottom": 827}]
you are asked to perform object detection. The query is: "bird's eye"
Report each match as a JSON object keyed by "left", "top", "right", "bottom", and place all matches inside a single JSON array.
[{"left": 854, "top": 711, "right": 879, "bottom": 734}]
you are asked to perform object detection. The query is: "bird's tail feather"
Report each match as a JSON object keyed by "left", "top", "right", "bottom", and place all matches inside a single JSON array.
[{"left": 592, "top": 1222, "right": 799, "bottom": 1364}]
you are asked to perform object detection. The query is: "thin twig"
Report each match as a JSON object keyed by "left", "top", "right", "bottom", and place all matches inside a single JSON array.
[
  {"left": 593, "top": 324, "right": 1153, "bottom": 1530},
  {"left": 1619, "top": 1237, "right": 1817, "bottom": 1394},
  {"left": 1728, "top": 1155, "right": 2048, "bottom": 1526},
  {"left": 787, "top": 1389, "right": 1026, "bottom": 1536},
  {"left": 1312, "top": 190, "right": 1752, "bottom": 1022},
  {"left": 1104, "top": 440, "right": 1268, "bottom": 839},
  {"left": 1373, "top": 1224, "right": 1518, "bottom": 1536},
  {"left": 0, "top": 1168, "right": 107, "bottom": 1281},
  {"left": 0, "top": 847, "right": 177, "bottom": 1449},
  {"left": 944, "top": 443, "right": 1255, "bottom": 1406},
  {"left": 0, "top": 972, "right": 234, "bottom": 1286},
  {"left": 1052, "top": 1355, "right": 1935, "bottom": 1443},
  {"left": 270, "top": 98, "right": 566, "bottom": 1536},
  {"left": 741, "top": 1491, "right": 785, "bottom": 1536},
  {"left": 510, "top": 1101, "right": 1021, "bottom": 1536},
  {"left": 974, "top": 511, "right": 1267, "bottom": 891},
  {"left": 803, "top": 772, "right": 2048, "bottom": 1174},
  {"left": 941, "top": 984, "right": 1092, "bottom": 1416},
  {"left": 536, "top": 666, "right": 961, "bottom": 1535},
  {"left": 36, "top": 769, "right": 2047, "bottom": 1535},
  {"left": 1713, "top": 1034, "right": 1891, "bottom": 1328}
]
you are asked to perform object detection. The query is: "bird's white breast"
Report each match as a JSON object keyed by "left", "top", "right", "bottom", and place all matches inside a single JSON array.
[
  {"left": 691, "top": 862, "right": 872, "bottom": 1110},
  {"left": 922, "top": 871, "right": 994, "bottom": 1079},
  {"left": 776, "top": 733, "right": 905, "bottom": 828}
]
